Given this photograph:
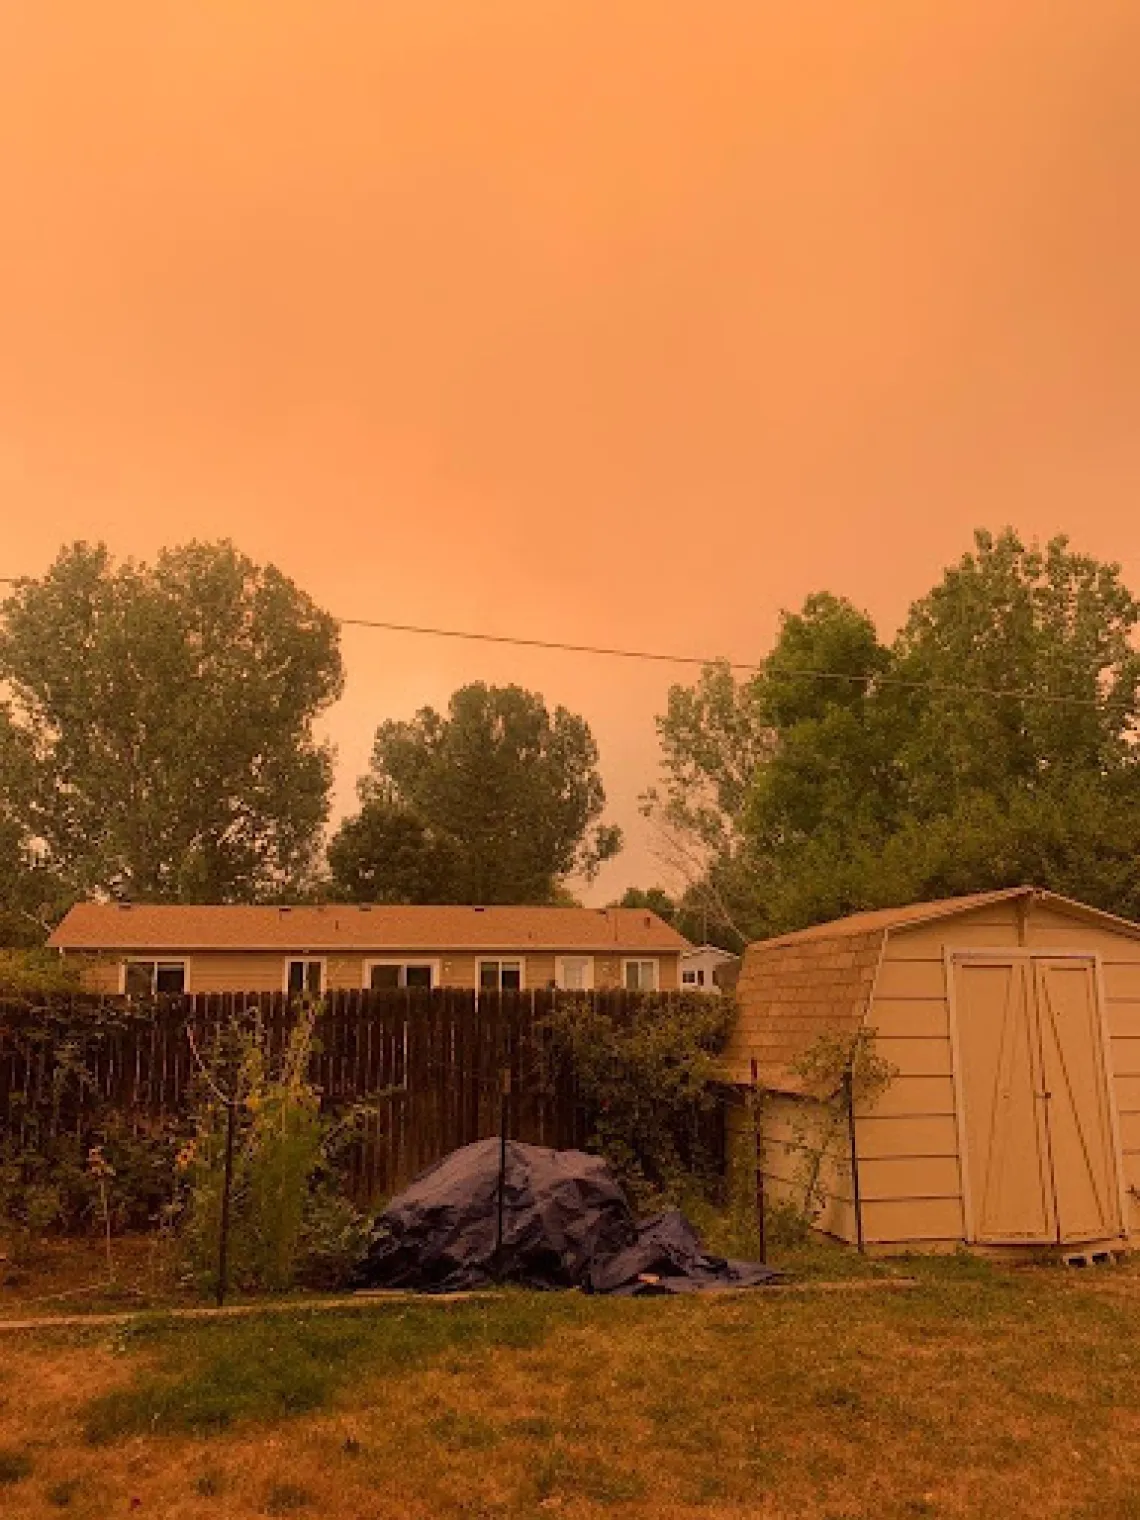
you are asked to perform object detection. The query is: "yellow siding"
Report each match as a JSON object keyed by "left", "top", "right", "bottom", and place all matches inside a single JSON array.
[
  {"left": 871, "top": 1075, "right": 957, "bottom": 1117},
  {"left": 873, "top": 1036, "right": 953, "bottom": 1078},
  {"left": 67, "top": 947, "right": 679, "bottom": 995},
  {"left": 867, "top": 1003, "right": 948, "bottom": 1039},
  {"left": 873, "top": 960, "right": 947, "bottom": 1000},
  {"left": 857, "top": 1156, "right": 960, "bottom": 1202},
  {"left": 861, "top": 1198, "right": 965, "bottom": 1242},
  {"left": 856, "top": 1114, "right": 959, "bottom": 1159}
]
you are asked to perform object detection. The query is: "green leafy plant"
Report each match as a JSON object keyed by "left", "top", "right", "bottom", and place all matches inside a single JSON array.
[
  {"left": 785, "top": 1027, "right": 896, "bottom": 1227},
  {"left": 180, "top": 1002, "right": 371, "bottom": 1294},
  {"left": 540, "top": 991, "right": 735, "bottom": 1205}
]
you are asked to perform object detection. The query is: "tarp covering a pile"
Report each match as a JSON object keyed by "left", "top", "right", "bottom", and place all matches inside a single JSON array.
[{"left": 353, "top": 1138, "right": 780, "bottom": 1295}]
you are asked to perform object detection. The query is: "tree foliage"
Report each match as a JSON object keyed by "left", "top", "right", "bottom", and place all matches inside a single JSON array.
[
  {"left": 0, "top": 541, "right": 343, "bottom": 905},
  {"left": 330, "top": 682, "right": 622, "bottom": 904},
  {"left": 650, "top": 530, "right": 1140, "bottom": 937}
]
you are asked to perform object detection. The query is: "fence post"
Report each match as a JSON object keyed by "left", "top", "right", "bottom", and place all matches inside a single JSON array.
[
  {"left": 843, "top": 1065, "right": 865, "bottom": 1254},
  {"left": 750, "top": 1058, "right": 766, "bottom": 1265},
  {"left": 495, "top": 1066, "right": 511, "bottom": 1277}
]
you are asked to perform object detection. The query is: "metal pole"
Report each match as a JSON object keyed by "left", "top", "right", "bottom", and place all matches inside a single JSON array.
[
  {"left": 495, "top": 1066, "right": 511, "bottom": 1278},
  {"left": 216, "top": 1084, "right": 237, "bottom": 1307},
  {"left": 751, "top": 1059, "right": 766, "bottom": 1265},
  {"left": 844, "top": 1065, "right": 865, "bottom": 1254}
]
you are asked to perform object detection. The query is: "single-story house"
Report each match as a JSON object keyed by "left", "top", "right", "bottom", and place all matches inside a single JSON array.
[
  {"left": 726, "top": 887, "right": 1140, "bottom": 1259},
  {"left": 48, "top": 903, "right": 691, "bottom": 997},
  {"left": 680, "top": 944, "right": 740, "bottom": 993}
]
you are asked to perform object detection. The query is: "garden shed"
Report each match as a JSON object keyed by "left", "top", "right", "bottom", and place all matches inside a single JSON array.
[{"left": 727, "top": 888, "right": 1140, "bottom": 1257}]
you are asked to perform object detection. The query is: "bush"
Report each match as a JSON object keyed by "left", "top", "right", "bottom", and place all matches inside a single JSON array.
[
  {"left": 180, "top": 1003, "right": 371, "bottom": 1294},
  {"left": 540, "top": 991, "right": 735, "bottom": 1205}
]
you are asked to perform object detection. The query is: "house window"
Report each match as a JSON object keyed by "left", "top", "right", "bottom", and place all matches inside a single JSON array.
[
  {"left": 286, "top": 959, "right": 325, "bottom": 997},
  {"left": 555, "top": 956, "right": 593, "bottom": 991},
  {"left": 366, "top": 961, "right": 438, "bottom": 991},
  {"left": 479, "top": 959, "right": 523, "bottom": 992},
  {"left": 623, "top": 959, "right": 659, "bottom": 992},
  {"left": 682, "top": 969, "right": 706, "bottom": 987},
  {"left": 123, "top": 960, "right": 187, "bottom": 996}
]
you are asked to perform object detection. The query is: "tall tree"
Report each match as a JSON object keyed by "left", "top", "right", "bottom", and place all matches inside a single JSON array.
[
  {"left": 650, "top": 531, "right": 1140, "bottom": 937},
  {"left": 646, "top": 593, "right": 887, "bottom": 942},
  {"left": 330, "top": 683, "right": 622, "bottom": 903},
  {"left": 0, "top": 541, "right": 343, "bottom": 903}
]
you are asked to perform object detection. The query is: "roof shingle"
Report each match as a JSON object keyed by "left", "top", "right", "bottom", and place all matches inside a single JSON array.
[{"left": 48, "top": 902, "right": 692, "bottom": 953}]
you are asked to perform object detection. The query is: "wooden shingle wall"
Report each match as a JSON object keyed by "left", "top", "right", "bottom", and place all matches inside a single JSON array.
[{"left": 725, "top": 929, "right": 883, "bottom": 1087}]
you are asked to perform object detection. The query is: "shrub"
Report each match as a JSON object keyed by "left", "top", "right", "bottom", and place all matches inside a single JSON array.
[
  {"left": 540, "top": 991, "right": 735, "bottom": 1205},
  {"left": 180, "top": 1002, "right": 371, "bottom": 1294}
]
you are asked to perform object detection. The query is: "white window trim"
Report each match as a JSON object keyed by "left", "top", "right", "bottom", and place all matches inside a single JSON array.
[
  {"left": 283, "top": 956, "right": 328, "bottom": 995},
  {"left": 120, "top": 958, "right": 190, "bottom": 995},
  {"left": 554, "top": 954, "right": 595, "bottom": 991},
  {"left": 622, "top": 957, "right": 660, "bottom": 992},
  {"left": 477, "top": 957, "right": 527, "bottom": 992},
  {"left": 362, "top": 958, "right": 442, "bottom": 990}
]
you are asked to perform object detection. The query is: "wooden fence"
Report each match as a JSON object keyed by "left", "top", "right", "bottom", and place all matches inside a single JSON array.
[{"left": 0, "top": 988, "right": 707, "bottom": 1203}]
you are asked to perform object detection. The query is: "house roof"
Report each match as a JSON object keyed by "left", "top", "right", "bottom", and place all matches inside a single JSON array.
[
  {"left": 48, "top": 902, "right": 693, "bottom": 954},
  {"left": 681, "top": 944, "right": 741, "bottom": 963},
  {"left": 728, "top": 887, "right": 1140, "bottom": 1090}
]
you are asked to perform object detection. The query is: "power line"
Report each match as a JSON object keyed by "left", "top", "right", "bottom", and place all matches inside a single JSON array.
[{"left": 0, "top": 575, "right": 1118, "bottom": 708}]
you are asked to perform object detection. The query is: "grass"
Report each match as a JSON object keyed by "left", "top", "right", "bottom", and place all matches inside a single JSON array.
[{"left": 0, "top": 1249, "right": 1136, "bottom": 1517}]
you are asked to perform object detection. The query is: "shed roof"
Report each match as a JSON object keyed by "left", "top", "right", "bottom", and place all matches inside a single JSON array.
[
  {"left": 730, "top": 887, "right": 1140, "bottom": 1090},
  {"left": 48, "top": 902, "right": 692, "bottom": 954}
]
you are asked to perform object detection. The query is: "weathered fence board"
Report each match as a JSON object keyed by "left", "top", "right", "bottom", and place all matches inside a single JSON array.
[{"left": 0, "top": 988, "right": 606, "bottom": 1201}]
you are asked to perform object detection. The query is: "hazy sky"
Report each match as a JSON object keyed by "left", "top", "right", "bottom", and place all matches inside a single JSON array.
[{"left": 2, "top": 2, "right": 1139, "bottom": 900}]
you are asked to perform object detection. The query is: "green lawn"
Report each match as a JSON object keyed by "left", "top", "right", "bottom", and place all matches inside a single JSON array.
[{"left": 0, "top": 1246, "right": 1138, "bottom": 1518}]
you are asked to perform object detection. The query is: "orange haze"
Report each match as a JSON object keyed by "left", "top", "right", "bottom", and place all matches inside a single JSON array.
[{"left": 2, "top": 2, "right": 1139, "bottom": 901}]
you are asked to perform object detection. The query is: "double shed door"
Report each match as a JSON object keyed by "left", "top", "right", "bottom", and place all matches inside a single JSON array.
[{"left": 951, "top": 954, "right": 1125, "bottom": 1246}]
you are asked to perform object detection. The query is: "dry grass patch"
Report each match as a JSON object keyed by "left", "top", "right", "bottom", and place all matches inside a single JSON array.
[{"left": 0, "top": 1256, "right": 1137, "bottom": 1517}]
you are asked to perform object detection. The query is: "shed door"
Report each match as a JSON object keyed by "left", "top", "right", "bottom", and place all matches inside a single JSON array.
[
  {"left": 953, "top": 955, "right": 1123, "bottom": 1246},
  {"left": 1033, "top": 960, "right": 1122, "bottom": 1244},
  {"left": 954, "top": 959, "right": 1055, "bottom": 1243}
]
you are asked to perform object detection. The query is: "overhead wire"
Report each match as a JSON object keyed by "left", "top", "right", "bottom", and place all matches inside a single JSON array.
[{"left": 0, "top": 575, "right": 1118, "bottom": 708}]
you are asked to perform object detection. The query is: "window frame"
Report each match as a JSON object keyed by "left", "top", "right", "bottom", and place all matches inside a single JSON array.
[
  {"left": 477, "top": 958, "right": 526, "bottom": 993},
  {"left": 283, "top": 957, "right": 327, "bottom": 997},
  {"left": 363, "top": 958, "right": 441, "bottom": 991},
  {"left": 554, "top": 954, "right": 595, "bottom": 991},
  {"left": 622, "top": 958, "right": 660, "bottom": 992},
  {"left": 120, "top": 958, "right": 189, "bottom": 997}
]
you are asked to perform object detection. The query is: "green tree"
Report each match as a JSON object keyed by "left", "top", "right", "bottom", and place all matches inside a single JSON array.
[
  {"left": 610, "top": 886, "right": 679, "bottom": 921},
  {"left": 330, "top": 683, "right": 622, "bottom": 904},
  {"left": 0, "top": 541, "right": 343, "bottom": 904},
  {"left": 325, "top": 800, "right": 463, "bottom": 904},
  {"left": 650, "top": 531, "right": 1140, "bottom": 937}
]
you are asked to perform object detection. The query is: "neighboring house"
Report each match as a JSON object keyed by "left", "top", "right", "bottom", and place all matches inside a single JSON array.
[
  {"left": 47, "top": 903, "right": 692, "bottom": 996},
  {"left": 680, "top": 944, "right": 740, "bottom": 994}
]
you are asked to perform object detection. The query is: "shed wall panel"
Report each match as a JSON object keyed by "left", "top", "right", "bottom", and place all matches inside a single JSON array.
[
  {"left": 1110, "top": 1038, "right": 1140, "bottom": 1077},
  {"left": 862, "top": 1197, "right": 965, "bottom": 1242},
  {"left": 873, "top": 1034, "right": 954, "bottom": 1078},
  {"left": 873, "top": 961, "right": 947, "bottom": 1000},
  {"left": 857, "top": 1156, "right": 961, "bottom": 1202},
  {"left": 855, "top": 1114, "right": 959, "bottom": 1160},
  {"left": 870, "top": 1076, "right": 957, "bottom": 1117},
  {"left": 1101, "top": 965, "right": 1140, "bottom": 1000},
  {"left": 1107, "top": 1004, "right": 1140, "bottom": 1039},
  {"left": 866, "top": 1003, "right": 949, "bottom": 1039}
]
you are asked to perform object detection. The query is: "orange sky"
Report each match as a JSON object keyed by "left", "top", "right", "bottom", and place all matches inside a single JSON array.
[{"left": 2, "top": 2, "right": 1139, "bottom": 901}]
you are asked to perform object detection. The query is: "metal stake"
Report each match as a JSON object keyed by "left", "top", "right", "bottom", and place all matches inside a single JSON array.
[
  {"left": 495, "top": 1067, "right": 511, "bottom": 1278},
  {"left": 216, "top": 1083, "right": 238, "bottom": 1307},
  {"left": 751, "top": 1059, "right": 766, "bottom": 1265},
  {"left": 844, "top": 1065, "right": 865, "bottom": 1254}
]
